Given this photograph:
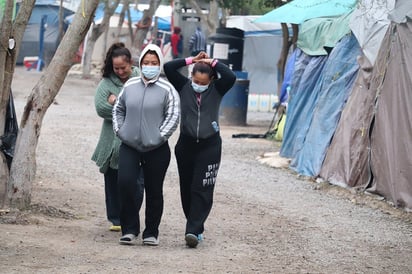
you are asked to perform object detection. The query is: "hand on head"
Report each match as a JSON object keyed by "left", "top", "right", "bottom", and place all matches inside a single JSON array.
[{"left": 192, "top": 51, "right": 208, "bottom": 63}]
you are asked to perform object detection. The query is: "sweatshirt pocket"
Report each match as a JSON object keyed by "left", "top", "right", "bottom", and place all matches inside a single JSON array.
[{"left": 140, "top": 118, "right": 165, "bottom": 149}]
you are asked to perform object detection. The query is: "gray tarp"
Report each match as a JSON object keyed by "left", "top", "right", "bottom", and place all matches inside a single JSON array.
[
  {"left": 388, "top": 0, "right": 412, "bottom": 23},
  {"left": 319, "top": 52, "right": 376, "bottom": 189},
  {"left": 349, "top": 0, "right": 395, "bottom": 65},
  {"left": 368, "top": 22, "right": 412, "bottom": 208}
]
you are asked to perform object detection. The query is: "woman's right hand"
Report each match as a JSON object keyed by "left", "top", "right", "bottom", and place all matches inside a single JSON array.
[
  {"left": 192, "top": 51, "right": 208, "bottom": 63},
  {"left": 108, "top": 94, "right": 117, "bottom": 105}
]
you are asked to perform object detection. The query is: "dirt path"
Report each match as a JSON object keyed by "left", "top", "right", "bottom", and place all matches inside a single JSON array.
[{"left": 1, "top": 67, "right": 412, "bottom": 273}]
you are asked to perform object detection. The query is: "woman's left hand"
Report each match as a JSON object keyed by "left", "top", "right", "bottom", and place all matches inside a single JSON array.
[{"left": 199, "top": 58, "right": 214, "bottom": 65}]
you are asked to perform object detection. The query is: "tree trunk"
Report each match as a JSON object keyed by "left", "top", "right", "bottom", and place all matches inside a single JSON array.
[
  {"left": 126, "top": 5, "right": 134, "bottom": 43},
  {"left": 133, "top": 0, "right": 161, "bottom": 56},
  {"left": 188, "top": 0, "right": 218, "bottom": 35},
  {"left": 115, "top": 0, "right": 128, "bottom": 41},
  {"left": 0, "top": 0, "right": 36, "bottom": 206},
  {"left": 82, "top": 0, "right": 121, "bottom": 77},
  {"left": 7, "top": 0, "right": 100, "bottom": 209},
  {"left": 291, "top": 23, "right": 299, "bottom": 50},
  {"left": 277, "top": 22, "right": 290, "bottom": 99}
]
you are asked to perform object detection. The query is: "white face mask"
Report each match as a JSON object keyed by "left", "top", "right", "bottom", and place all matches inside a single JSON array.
[
  {"left": 191, "top": 82, "right": 209, "bottom": 93},
  {"left": 141, "top": 66, "right": 160, "bottom": 79}
]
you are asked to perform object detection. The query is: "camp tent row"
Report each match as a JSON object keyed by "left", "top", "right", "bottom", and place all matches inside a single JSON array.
[{"left": 263, "top": 0, "right": 412, "bottom": 209}]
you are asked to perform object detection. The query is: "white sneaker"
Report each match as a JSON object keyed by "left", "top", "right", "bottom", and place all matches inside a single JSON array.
[
  {"left": 143, "top": 236, "right": 159, "bottom": 246},
  {"left": 119, "top": 234, "right": 136, "bottom": 245}
]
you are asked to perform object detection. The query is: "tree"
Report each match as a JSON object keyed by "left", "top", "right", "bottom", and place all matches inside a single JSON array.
[
  {"left": 0, "top": 0, "right": 36, "bottom": 207},
  {"left": 82, "top": 0, "right": 121, "bottom": 77},
  {"left": 4, "top": 0, "right": 100, "bottom": 209},
  {"left": 133, "top": 0, "right": 161, "bottom": 56},
  {"left": 187, "top": 0, "right": 219, "bottom": 35}
]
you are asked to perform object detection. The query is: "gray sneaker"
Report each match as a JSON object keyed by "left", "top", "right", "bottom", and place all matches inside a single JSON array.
[
  {"left": 119, "top": 234, "right": 136, "bottom": 245},
  {"left": 143, "top": 236, "right": 159, "bottom": 246},
  {"left": 185, "top": 233, "right": 199, "bottom": 248}
]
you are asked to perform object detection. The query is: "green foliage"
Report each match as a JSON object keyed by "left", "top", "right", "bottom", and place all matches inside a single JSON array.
[{"left": 263, "top": 0, "right": 291, "bottom": 8}]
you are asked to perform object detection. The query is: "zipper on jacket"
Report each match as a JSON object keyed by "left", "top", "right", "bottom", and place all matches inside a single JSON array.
[
  {"left": 139, "top": 85, "right": 147, "bottom": 141},
  {"left": 196, "top": 104, "right": 201, "bottom": 143},
  {"left": 196, "top": 94, "right": 201, "bottom": 143}
]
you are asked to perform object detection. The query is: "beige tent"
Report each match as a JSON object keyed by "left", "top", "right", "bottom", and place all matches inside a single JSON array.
[{"left": 320, "top": 0, "right": 412, "bottom": 208}]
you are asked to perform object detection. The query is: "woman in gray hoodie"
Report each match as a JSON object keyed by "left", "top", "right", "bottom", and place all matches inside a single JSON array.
[{"left": 113, "top": 44, "right": 180, "bottom": 246}]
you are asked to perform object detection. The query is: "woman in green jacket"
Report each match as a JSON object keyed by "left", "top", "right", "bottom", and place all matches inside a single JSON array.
[{"left": 92, "top": 42, "right": 141, "bottom": 232}]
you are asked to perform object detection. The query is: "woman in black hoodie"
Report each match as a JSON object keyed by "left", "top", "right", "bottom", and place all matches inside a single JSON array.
[{"left": 164, "top": 52, "right": 236, "bottom": 248}]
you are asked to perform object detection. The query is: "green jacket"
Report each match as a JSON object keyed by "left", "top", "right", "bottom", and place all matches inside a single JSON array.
[{"left": 92, "top": 66, "right": 139, "bottom": 173}]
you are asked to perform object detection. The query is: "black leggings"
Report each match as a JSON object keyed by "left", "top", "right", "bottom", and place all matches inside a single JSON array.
[
  {"left": 175, "top": 134, "right": 222, "bottom": 235},
  {"left": 118, "top": 142, "right": 171, "bottom": 238}
]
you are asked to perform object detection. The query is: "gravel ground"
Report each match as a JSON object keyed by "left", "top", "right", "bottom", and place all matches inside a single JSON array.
[{"left": 0, "top": 67, "right": 411, "bottom": 273}]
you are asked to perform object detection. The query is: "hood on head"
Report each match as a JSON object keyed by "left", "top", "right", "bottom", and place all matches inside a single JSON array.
[{"left": 139, "top": 43, "right": 164, "bottom": 70}]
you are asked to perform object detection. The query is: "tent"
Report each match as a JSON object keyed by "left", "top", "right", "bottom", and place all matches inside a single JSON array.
[
  {"left": 255, "top": 0, "right": 356, "bottom": 24},
  {"left": 226, "top": 16, "right": 283, "bottom": 96},
  {"left": 276, "top": 0, "right": 412, "bottom": 209},
  {"left": 320, "top": 0, "right": 412, "bottom": 208},
  {"left": 16, "top": 2, "right": 73, "bottom": 65}
]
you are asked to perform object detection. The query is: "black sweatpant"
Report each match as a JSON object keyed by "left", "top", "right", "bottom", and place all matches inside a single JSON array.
[
  {"left": 104, "top": 167, "right": 144, "bottom": 226},
  {"left": 118, "top": 142, "right": 171, "bottom": 238},
  {"left": 104, "top": 167, "right": 121, "bottom": 226},
  {"left": 175, "top": 133, "right": 222, "bottom": 236}
]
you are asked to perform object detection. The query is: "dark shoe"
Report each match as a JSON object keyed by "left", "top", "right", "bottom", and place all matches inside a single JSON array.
[{"left": 185, "top": 233, "right": 199, "bottom": 248}]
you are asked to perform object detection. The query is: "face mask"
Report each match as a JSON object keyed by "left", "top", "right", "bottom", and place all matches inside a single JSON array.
[
  {"left": 141, "top": 66, "right": 160, "bottom": 79},
  {"left": 191, "top": 82, "right": 209, "bottom": 93}
]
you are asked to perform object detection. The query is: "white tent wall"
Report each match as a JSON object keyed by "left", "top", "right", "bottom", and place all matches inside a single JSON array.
[
  {"left": 227, "top": 16, "right": 282, "bottom": 112},
  {"left": 242, "top": 34, "right": 282, "bottom": 111}
]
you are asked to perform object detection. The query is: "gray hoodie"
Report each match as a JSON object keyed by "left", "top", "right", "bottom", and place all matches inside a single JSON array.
[{"left": 112, "top": 44, "right": 180, "bottom": 152}]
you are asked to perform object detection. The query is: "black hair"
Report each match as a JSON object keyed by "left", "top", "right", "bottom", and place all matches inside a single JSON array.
[
  {"left": 102, "top": 42, "right": 132, "bottom": 78},
  {"left": 140, "top": 49, "right": 160, "bottom": 66},
  {"left": 192, "top": 62, "right": 217, "bottom": 80}
]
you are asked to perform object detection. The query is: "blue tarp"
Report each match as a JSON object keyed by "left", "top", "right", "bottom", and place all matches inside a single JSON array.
[
  {"left": 279, "top": 49, "right": 298, "bottom": 104},
  {"left": 280, "top": 51, "right": 327, "bottom": 159},
  {"left": 289, "top": 34, "right": 361, "bottom": 176}
]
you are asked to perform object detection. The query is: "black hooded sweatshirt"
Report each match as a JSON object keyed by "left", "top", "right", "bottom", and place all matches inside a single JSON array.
[{"left": 164, "top": 58, "right": 236, "bottom": 141}]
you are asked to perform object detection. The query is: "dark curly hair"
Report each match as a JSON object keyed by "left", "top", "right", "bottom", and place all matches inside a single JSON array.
[{"left": 102, "top": 42, "right": 132, "bottom": 78}]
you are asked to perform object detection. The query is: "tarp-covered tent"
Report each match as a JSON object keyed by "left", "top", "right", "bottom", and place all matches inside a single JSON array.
[
  {"left": 319, "top": 54, "right": 374, "bottom": 189},
  {"left": 289, "top": 34, "right": 360, "bottom": 176},
  {"left": 255, "top": 0, "right": 357, "bottom": 24},
  {"left": 310, "top": 0, "right": 412, "bottom": 208},
  {"left": 349, "top": 0, "right": 395, "bottom": 65},
  {"left": 280, "top": 53, "right": 327, "bottom": 159},
  {"left": 226, "top": 16, "right": 282, "bottom": 95},
  {"left": 280, "top": 12, "right": 357, "bottom": 163},
  {"left": 17, "top": 2, "right": 74, "bottom": 64},
  {"left": 368, "top": 21, "right": 412, "bottom": 208}
]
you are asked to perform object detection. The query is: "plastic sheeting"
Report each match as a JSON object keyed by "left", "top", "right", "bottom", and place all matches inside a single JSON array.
[
  {"left": 368, "top": 22, "right": 412, "bottom": 208},
  {"left": 297, "top": 12, "right": 352, "bottom": 56},
  {"left": 389, "top": 0, "right": 412, "bottom": 23},
  {"left": 242, "top": 35, "right": 283, "bottom": 95},
  {"left": 319, "top": 54, "right": 374, "bottom": 188},
  {"left": 349, "top": 0, "right": 395, "bottom": 65},
  {"left": 278, "top": 49, "right": 298, "bottom": 104},
  {"left": 289, "top": 34, "right": 360, "bottom": 177},
  {"left": 254, "top": 0, "right": 356, "bottom": 24},
  {"left": 226, "top": 16, "right": 283, "bottom": 95},
  {"left": 280, "top": 51, "right": 327, "bottom": 159}
]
